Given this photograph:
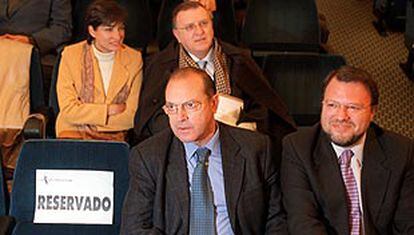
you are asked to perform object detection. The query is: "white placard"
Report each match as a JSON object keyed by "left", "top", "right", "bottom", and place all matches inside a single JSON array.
[
  {"left": 215, "top": 94, "right": 244, "bottom": 126},
  {"left": 214, "top": 94, "right": 257, "bottom": 131},
  {"left": 34, "top": 169, "right": 114, "bottom": 225}
]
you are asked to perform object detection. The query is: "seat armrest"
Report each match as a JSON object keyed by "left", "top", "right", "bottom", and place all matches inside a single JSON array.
[{"left": 22, "top": 113, "right": 47, "bottom": 139}]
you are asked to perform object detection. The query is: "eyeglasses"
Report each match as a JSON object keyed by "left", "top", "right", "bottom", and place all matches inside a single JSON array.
[
  {"left": 163, "top": 100, "right": 203, "bottom": 115},
  {"left": 322, "top": 100, "right": 370, "bottom": 114},
  {"left": 175, "top": 19, "right": 211, "bottom": 33}
]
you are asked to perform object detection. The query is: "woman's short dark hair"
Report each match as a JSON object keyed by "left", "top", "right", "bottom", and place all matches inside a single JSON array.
[
  {"left": 322, "top": 66, "right": 379, "bottom": 106},
  {"left": 85, "top": 0, "right": 127, "bottom": 44}
]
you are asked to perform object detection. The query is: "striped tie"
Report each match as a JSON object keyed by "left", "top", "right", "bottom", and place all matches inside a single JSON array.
[{"left": 339, "top": 149, "right": 361, "bottom": 235}]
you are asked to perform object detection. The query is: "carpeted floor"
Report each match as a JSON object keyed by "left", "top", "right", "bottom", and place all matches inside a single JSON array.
[{"left": 316, "top": 0, "right": 414, "bottom": 139}]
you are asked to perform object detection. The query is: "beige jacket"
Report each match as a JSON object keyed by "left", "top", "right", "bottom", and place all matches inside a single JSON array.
[
  {"left": 0, "top": 39, "right": 32, "bottom": 128},
  {"left": 56, "top": 40, "right": 143, "bottom": 137}
]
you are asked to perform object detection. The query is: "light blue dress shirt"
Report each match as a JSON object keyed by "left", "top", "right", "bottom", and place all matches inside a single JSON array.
[{"left": 183, "top": 128, "right": 234, "bottom": 235}]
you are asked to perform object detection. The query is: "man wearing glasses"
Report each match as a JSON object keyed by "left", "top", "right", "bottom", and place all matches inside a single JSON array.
[
  {"left": 133, "top": 1, "right": 296, "bottom": 155},
  {"left": 281, "top": 66, "right": 414, "bottom": 235},
  {"left": 121, "top": 67, "right": 287, "bottom": 234}
]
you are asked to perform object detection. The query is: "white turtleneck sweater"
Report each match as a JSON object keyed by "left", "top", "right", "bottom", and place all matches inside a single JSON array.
[{"left": 92, "top": 44, "right": 115, "bottom": 95}]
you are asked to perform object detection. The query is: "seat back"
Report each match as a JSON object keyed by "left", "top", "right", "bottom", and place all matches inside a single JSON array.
[
  {"left": 10, "top": 139, "right": 130, "bottom": 234},
  {"left": 405, "top": 0, "right": 414, "bottom": 48},
  {"left": 118, "top": 0, "right": 154, "bottom": 49},
  {"left": 45, "top": 48, "right": 63, "bottom": 138},
  {"left": 262, "top": 53, "right": 346, "bottom": 126},
  {"left": 29, "top": 48, "right": 45, "bottom": 113},
  {"left": 241, "top": 0, "right": 321, "bottom": 53},
  {"left": 0, "top": 152, "right": 7, "bottom": 216},
  {"left": 48, "top": 48, "right": 62, "bottom": 120}
]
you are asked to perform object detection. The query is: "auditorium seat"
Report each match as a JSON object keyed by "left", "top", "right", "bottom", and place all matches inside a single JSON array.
[
  {"left": 45, "top": 48, "right": 63, "bottom": 138},
  {"left": 21, "top": 47, "right": 47, "bottom": 140},
  {"left": 405, "top": 0, "right": 414, "bottom": 47},
  {"left": 9, "top": 139, "right": 130, "bottom": 235},
  {"left": 241, "top": 0, "right": 321, "bottom": 55},
  {"left": 1, "top": 41, "right": 46, "bottom": 173},
  {"left": 262, "top": 53, "right": 346, "bottom": 126},
  {"left": 0, "top": 152, "right": 7, "bottom": 216},
  {"left": 29, "top": 48, "right": 46, "bottom": 113},
  {"left": 400, "top": 0, "right": 414, "bottom": 80},
  {"left": 0, "top": 152, "right": 14, "bottom": 234},
  {"left": 373, "top": 0, "right": 407, "bottom": 36}
]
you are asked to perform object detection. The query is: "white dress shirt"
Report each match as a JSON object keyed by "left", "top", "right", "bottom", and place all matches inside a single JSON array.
[{"left": 188, "top": 48, "right": 215, "bottom": 79}]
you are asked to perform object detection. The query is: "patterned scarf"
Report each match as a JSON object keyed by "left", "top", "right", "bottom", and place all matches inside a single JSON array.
[
  {"left": 80, "top": 43, "right": 95, "bottom": 103},
  {"left": 178, "top": 39, "right": 231, "bottom": 94}
]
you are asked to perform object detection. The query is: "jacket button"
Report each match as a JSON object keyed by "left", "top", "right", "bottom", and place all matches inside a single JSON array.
[{"left": 152, "top": 98, "right": 158, "bottom": 104}]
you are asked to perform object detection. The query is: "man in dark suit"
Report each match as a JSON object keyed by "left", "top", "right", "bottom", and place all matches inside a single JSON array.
[
  {"left": 281, "top": 66, "right": 414, "bottom": 235},
  {"left": 121, "top": 67, "right": 287, "bottom": 234},
  {"left": 133, "top": 1, "right": 296, "bottom": 150}
]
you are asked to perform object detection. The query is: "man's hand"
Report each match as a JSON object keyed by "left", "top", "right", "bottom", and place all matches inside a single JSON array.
[
  {"left": 108, "top": 103, "right": 126, "bottom": 116},
  {"left": 189, "top": 0, "right": 216, "bottom": 12},
  {"left": 0, "top": 34, "right": 32, "bottom": 44}
]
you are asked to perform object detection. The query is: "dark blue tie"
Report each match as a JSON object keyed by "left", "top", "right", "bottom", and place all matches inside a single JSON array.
[{"left": 189, "top": 147, "right": 215, "bottom": 235}]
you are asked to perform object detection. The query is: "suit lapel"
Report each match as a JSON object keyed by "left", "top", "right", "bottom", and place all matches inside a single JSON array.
[
  {"left": 313, "top": 131, "right": 349, "bottom": 234},
  {"left": 165, "top": 136, "right": 190, "bottom": 233},
  {"left": 106, "top": 47, "right": 129, "bottom": 102},
  {"left": 361, "top": 126, "right": 390, "bottom": 225},
  {"left": 220, "top": 125, "right": 245, "bottom": 231}
]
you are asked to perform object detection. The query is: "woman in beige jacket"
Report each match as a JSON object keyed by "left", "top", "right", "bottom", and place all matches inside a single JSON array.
[{"left": 56, "top": 0, "right": 143, "bottom": 141}]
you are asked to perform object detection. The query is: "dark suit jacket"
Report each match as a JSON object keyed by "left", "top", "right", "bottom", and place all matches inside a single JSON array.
[
  {"left": 281, "top": 123, "right": 414, "bottom": 235},
  {"left": 121, "top": 123, "right": 287, "bottom": 234},
  {"left": 0, "top": 0, "right": 72, "bottom": 55},
  {"left": 133, "top": 41, "right": 296, "bottom": 148}
]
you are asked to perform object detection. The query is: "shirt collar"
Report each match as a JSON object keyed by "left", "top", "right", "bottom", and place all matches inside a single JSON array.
[
  {"left": 188, "top": 46, "right": 214, "bottom": 64},
  {"left": 183, "top": 125, "right": 220, "bottom": 161},
  {"left": 331, "top": 133, "right": 366, "bottom": 164}
]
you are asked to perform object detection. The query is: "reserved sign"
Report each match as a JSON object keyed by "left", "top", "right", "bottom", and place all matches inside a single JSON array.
[{"left": 34, "top": 169, "right": 114, "bottom": 224}]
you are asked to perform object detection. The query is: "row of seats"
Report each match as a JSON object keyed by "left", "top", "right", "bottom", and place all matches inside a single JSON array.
[
  {"left": 66, "top": 0, "right": 326, "bottom": 54},
  {"left": 15, "top": 0, "right": 342, "bottom": 139}
]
